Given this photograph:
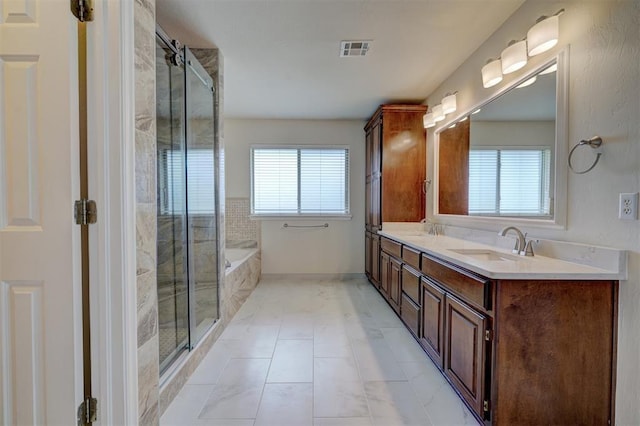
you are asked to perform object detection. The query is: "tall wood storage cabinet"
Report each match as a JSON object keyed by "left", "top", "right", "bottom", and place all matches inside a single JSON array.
[{"left": 364, "top": 104, "right": 427, "bottom": 285}]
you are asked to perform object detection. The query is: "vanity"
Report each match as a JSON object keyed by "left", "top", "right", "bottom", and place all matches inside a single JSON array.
[
  {"left": 372, "top": 229, "right": 619, "bottom": 425},
  {"left": 361, "top": 48, "right": 624, "bottom": 424}
]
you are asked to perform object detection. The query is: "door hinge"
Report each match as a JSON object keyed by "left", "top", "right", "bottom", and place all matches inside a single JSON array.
[
  {"left": 77, "top": 397, "right": 97, "bottom": 425},
  {"left": 483, "top": 399, "right": 490, "bottom": 413},
  {"left": 484, "top": 329, "right": 493, "bottom": 341},
  {"left": 74, "top": 199, "right": 97, "bottom": 225},
  {"left": 71, "top": 0, "right": 94, "bottom": 22}
]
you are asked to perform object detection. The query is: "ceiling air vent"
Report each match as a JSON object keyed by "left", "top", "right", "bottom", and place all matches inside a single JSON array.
[{"left": 340, "top": 40, "right": 371, "bottom": 57}]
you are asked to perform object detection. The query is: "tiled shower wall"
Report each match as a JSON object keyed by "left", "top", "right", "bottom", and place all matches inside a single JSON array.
[
  {"left": 134, "top": 0, "right": 160, "bottom": 424},
  {"left": 226, "top": 198, "right": 260, "bottom": 247}
]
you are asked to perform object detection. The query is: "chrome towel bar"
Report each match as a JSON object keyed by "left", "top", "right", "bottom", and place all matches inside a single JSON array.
[{"left": 283, "top": 223, "right": 329, "bottom": 229}]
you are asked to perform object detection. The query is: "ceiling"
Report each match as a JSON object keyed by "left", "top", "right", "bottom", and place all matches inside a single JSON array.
[{"left": 156, "top": 0, "right": 525, "bottom": 120}]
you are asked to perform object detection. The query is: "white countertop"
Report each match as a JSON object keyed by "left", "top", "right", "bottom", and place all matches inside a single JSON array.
[{"left": 378, "top": 229, "right": 625, "bottom": 280}]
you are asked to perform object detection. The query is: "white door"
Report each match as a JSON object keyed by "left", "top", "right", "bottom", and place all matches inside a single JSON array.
[{"left": 0, "top": 0, "right": 83, "bottom": 425}]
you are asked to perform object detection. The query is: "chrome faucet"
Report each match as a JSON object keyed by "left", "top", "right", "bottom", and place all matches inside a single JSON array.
[
  {"left": 425, "top": 220, "right": 442, "bottom": 236},
  {"left": 498, "top": 226, "right": 535, "bottom": 256}
]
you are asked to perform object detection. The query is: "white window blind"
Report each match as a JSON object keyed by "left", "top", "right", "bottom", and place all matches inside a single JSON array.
[
  {"left": 469, "top": 148, "right": 551, "bottom": 216},
  {"left": 468, "top": 150, "right": 498, "bottom": 214},
  {"left": 161, "top": 149, "right": 215, "bottom": 214},
  {"left": 251, "top": 147, "right": 350, "bottom": 216}
]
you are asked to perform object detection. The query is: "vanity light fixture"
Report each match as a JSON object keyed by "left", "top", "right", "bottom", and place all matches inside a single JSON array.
[
  {"left": 459, "top": 116, "right": 468, "bottom": 122},
  {"left": 423, "top": 112, "right": 436, "bottom": 129},
  {"left": 482, "top": 59, "right": 503, "bottom": 88},
  {"left": 433, "top": 104, "right": 445, "bottom": 122},
  {"left": 516, "top": 75, "right": 537, "bottom": 88},
  {"left": 501, "top": 39, "right": 528, "bottom": 74},
  {"left": 442, "top": 92, "right": 457, "bottom": 114},
  {"left": 527, "top": 10, "right": 563, "bottom": 56},
  {"left": 471, "top": 108, "right": 481, "bottom": 115},
  {"left": 539, "top": 63, "right": 558, "bottom": 75}
]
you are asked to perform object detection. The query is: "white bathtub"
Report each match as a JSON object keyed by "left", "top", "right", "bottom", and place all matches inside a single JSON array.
[{"left": 225, "top": 247, "right": 259, "bottom": 274}]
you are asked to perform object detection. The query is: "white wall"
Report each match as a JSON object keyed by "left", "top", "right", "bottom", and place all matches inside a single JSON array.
[
  {"left": 426, "top": 1, "right": 639, "bottom": 423},
  {"left": 225, "top": 119, "right": 366, "bottom": 274}
]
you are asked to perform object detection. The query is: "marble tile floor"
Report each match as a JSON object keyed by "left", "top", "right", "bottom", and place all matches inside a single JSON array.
[{"left": 161, "top": 275, "right": 479, "bottom": 426}]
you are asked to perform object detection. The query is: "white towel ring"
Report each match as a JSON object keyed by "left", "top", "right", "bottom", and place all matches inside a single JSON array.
[{"left": 568, "top": 136, "right": 603, "bottom": 174}]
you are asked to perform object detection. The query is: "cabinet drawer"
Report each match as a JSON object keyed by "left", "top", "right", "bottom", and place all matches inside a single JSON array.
[
  {"left": 380, "top": 237, "right": 402, "bottom": 258},
  {"left": 401, "top": 265, "right": 421, "bottom": 305},
  {"left": 401, "top": 293, "right": 420, "bottom": 337},
  {"left": 421, "top": 254, "right": 491, "bottom": 311},
  {"left": 402, "top": 246, "right": 421, "bottom": 270}
]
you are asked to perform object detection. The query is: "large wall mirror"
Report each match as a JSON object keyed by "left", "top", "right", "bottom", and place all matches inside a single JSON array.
[{"left": 434, "top": 49, "right": 568, "bottom": 228}]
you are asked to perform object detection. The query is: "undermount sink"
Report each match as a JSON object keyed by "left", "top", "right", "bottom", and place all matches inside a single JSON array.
[{"left": 449, "top": 248, "right": 521, "bottom": 262}]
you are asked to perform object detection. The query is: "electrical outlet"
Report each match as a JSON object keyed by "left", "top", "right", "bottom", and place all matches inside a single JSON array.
[{"left": 619, "top": 193, "right": 638, "bottom": 220}]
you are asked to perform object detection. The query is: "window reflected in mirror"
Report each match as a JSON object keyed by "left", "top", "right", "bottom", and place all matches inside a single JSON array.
[{"left": 437, "top": 61, "right": 556, "bottom": 218}]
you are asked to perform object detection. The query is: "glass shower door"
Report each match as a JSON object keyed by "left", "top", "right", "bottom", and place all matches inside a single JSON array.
[
  {"left": 155, "top": 31, "right": 220, "bottom": 375},
  {"left": 156, "top": 34, "right": 189, "bottom": 373},
  {"left": 184, "top": 47, "right": 219, "bottom": 344}
]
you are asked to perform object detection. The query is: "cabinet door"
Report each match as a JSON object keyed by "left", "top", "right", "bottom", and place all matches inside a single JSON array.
[
  {"left": 420, "top": 278, "right": 445, "bottom": 368},
  {"left": 365, "top": 232, "right": 372, "bottom": 279},
  {"left": 380, "top": 251, "right": 390, "bottom": 296},
  {"left": 365, "top": 178, "right": 372, "bottom": 229},
  {"left": 365, "top": 129, "right": 372, "bottom": 177},
  {"left": 371, "top": 234, "right": 380, "bottom": 285},
  {"left": 372, "top": 121, "right": 381, "bottom": 175},
  {"left": 380, "top": 109, "right": 426, "bottom": 223},
  {"left": 371, "top": 176, "right": 381, "bottom": 230},
  {"left": 444, "top": 295, "right": 489, "bottom": 418},
  {"left": 389, "top": 257, "right": 402, "bottom": 312}
]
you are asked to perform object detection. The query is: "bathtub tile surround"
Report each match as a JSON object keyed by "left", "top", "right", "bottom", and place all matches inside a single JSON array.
[
  {"left": 135, "top": 0, "right": 160, "bottom": 423},
  {"left": 161, "top": 276, "right": 478, "bottom": 426},
  {"left": 223, "top": 249, "right": 261, "bottom": 324},
  {"left": 226, "top": 197, "right": 260, "bottom": 248}
]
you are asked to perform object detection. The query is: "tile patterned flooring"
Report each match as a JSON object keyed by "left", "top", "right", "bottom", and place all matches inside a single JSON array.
[{"left": 161, "top": 275, "right": 479, "bottom": 426}]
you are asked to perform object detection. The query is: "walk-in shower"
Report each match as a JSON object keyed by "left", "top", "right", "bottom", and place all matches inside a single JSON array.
[{"left": 155, "top": 27, "right": 220, "bottom": 375}]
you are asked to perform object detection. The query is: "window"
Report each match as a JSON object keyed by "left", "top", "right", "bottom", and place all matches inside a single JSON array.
[
  {"left": 251, "top": 146, "right": 350, "bottom": 217},
  {"left": 468, "top": 148, "right": 551, "bottom": 216},
  {"left": 160, "top": 149, "right": 215, "bottom": 214}
]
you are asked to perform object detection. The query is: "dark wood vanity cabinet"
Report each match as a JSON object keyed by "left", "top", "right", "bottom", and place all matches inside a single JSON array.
[
  {"left": 368, "top": 235, "right": 618, "bottom": 425},
  {"left": 364, "top": 104, "right": 427, "bottom": 227},
  {"left": 364, "top": 105, "right": 426, "bottom": 285}
]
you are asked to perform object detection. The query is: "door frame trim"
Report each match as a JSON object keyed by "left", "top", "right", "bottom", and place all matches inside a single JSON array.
[{"left": 87, "top": 0, "right": 138, "bottom": 424}]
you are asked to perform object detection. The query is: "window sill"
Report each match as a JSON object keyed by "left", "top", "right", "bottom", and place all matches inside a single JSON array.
[{"left": 249, "top": 214, "right": 353, "bottom": 221}]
